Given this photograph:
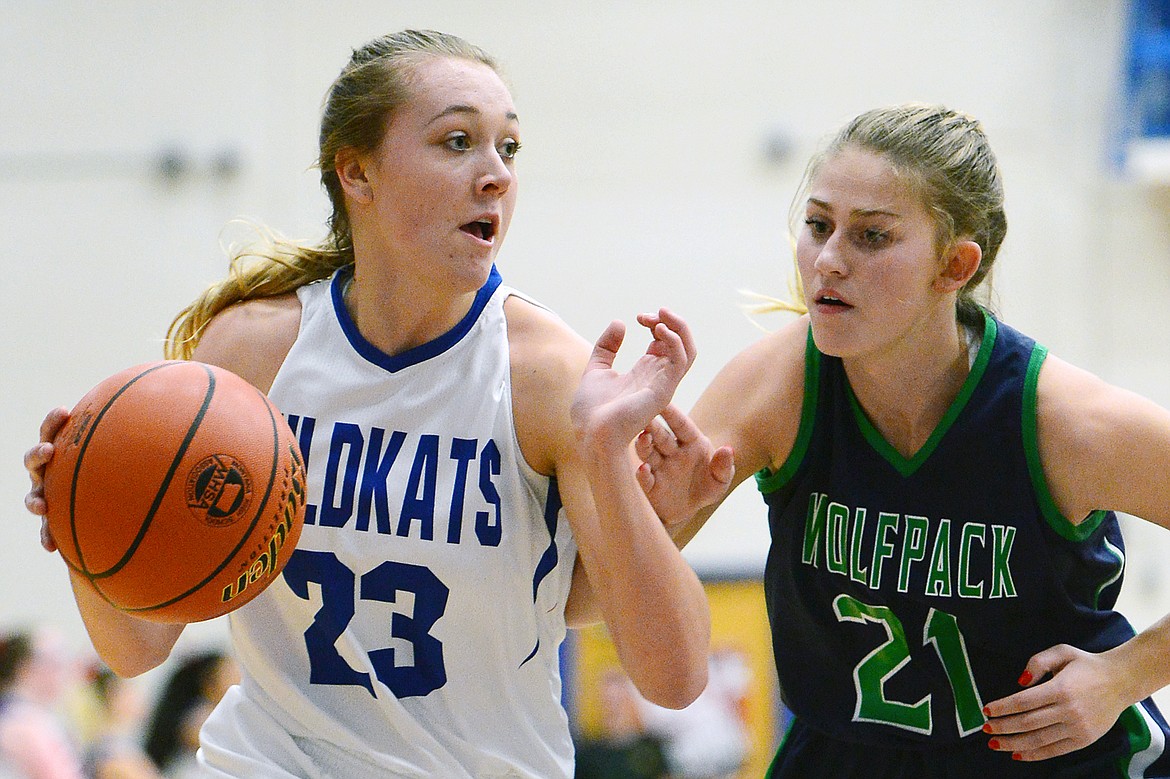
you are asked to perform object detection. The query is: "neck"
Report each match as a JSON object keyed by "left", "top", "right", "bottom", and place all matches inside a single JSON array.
[
  {"left": 844, "top": 319, "right": 971, "bottom": 458},
  {"left": 344, "top": 267, "right": 480, "bottom": 357}
]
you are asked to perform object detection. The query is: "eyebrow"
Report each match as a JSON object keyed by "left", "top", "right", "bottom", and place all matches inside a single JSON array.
[
  {"left": 807, "top": 197, "right": 900, "bottom": 219},
  {"left": 428, "top": 104, "right": 519, "bottom": 125}
]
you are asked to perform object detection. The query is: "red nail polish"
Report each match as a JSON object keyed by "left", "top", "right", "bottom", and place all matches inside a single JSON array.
[
  {"left": 989, "top": 739, "right": 1000, "bottom": 750},
  {"left": 1012, "top": 753, "right": 1022, "bottom": 761},
  {"left": 1018, "top": 670, "right": 1033, "bottom": 686},
  {"left": 982, "top": 723, "right": 992, "bottom": 733},
  {"left": 982, "top": 706, "right": 991, "bottom": 716}
]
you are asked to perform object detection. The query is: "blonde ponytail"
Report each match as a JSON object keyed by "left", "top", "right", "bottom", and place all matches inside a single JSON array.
[{"left": 164, "top": 227, "right": 350, "bottom": 359}]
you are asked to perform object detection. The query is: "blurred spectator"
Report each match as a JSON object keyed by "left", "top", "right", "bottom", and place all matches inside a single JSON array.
[
  {"left": 142, "top": 650, "right": 238, "bottom": 779},
  {"left": 636, "top": 649, "right": 752, "bottom": 779},
  {"left": 574, "top": 670, "right": 670, "bottom": 779},
  {"left": 78, "top": 663, "right": 162, "bottom": 779},
  {"left": 0, "top": 627, "right": 85, "bottom": 779}
]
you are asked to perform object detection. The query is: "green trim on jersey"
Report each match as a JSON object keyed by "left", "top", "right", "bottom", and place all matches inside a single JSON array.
[
  {"left": 756, "top": 325, "right": 820, "bottom": 495},
  {"left": 765, "top": 717, "right": 796, "bottom": 779},
  {"left": 1096, "top": 536, "right": 1126, "bottom": 611},
  {"left": 1020, "top": 343, "right": 1110, "bottom": 541},
  {"left": 1115, "top": 704, "right": 1158, "bottom": 778},
  {"left": 843, "top": 311, "right": 998, "bottom": 478}
]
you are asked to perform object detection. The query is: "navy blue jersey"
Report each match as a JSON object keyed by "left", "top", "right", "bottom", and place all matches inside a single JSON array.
[{"left": 757, "top": 311, "right": 1170, "bottom": 775}]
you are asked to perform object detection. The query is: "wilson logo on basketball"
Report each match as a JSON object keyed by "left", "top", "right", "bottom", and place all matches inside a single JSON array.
[
  {"left": 221, "top": 453, "right": 305, "bottom": 605},
  {"left": 186, "top": 454, "right": 253, "bottom": 527}
]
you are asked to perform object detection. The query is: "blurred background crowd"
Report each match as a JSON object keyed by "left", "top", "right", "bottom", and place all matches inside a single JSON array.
[{"left": 0, "top": 627, "right": 237, "bottom": 779}]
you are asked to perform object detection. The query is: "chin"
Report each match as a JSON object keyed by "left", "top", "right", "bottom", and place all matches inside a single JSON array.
[
  {"left": 451, "top": 256, "right": 495, "bottom": 290},
  {"left": 808, "top": 321, "right": 855, "bottom": 359}
]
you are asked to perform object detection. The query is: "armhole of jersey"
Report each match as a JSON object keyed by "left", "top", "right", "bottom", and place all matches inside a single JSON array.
[
  {"left": 756, "top": 325, "right": 818, "bottom": 496},
  {"left": 496, "top": 287, "right": 551, "bottom": 491},
  {"left": 269, "top": 275, "right": 320, "bottom": 393},
  {"left": 1021, "top": 343, "right": 1108, "bottom": 541}
]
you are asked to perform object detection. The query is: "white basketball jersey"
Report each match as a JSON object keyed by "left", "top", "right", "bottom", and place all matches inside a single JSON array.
[{"left": 199, "top": 266, "right": 578, "bottom": 778}]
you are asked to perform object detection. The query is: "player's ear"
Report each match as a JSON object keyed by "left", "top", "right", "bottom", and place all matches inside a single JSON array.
[
  {"left": 934, "top": 239, "right": 982, "bottom": 293},
  {"left": 335, "top": 146, "right": 373, "bottom": 204}
]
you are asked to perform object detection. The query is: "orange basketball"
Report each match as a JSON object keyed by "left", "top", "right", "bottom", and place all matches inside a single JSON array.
[{"left": 43, "top": 361, "right": 306, "bottom": 623}]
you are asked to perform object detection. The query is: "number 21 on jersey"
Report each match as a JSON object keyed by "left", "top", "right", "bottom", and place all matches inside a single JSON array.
[{"left": 833, "top": 593, "right": 987, "bottom": 736}]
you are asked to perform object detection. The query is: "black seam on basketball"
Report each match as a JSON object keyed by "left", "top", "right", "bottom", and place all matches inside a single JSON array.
[
  {"left": 70, "top": 362, "right": 177, "bottom": 579},
  {"left": 90, "top": 363, "right": 216, "bottom": 580},
  {"left": 126, "top": 385, "right": 282, "bottom": 615}
]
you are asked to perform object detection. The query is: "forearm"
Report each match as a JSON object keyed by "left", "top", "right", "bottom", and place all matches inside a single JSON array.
[
  {"left": 667, "top": 504, "right": 721, "bottom": 550},
  {"left": 69, "top": 568, "right": 183, "bottom": 677},
  {"left": 571, "top": 442, "right": 711, "bottom": 709},
  {"left": 1106, "top": 612, "right": 1170, "bottom": 705}
]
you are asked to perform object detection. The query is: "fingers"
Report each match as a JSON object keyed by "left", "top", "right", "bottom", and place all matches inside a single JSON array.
[
  {"left": 660, "top": 404, "right": 700, "bottom": 446},
  {"left": 39, "top": 406, "right": 70, "bottom": 443},
  {"left": 639, "top": 412, "right": 680, "bottom": 452},
  {"left": 40, "top": 520, "right": 58, "bottom": 554},
  {"left": 642, "top": 406, "right": 734, "bottom": 483},
  {"left": 25, "top": 407, "right": 69, "bottom": 524},
  {"left": 635, "top": 428, "right": 674, "bottom": 468},
  {"left": 710, "top": 445, "right": 736, "bottom": 486},
  {"left": 635, "top": 462, "right": 655, "bottom": 495},
  {"left": 30, "top": 469, "right": 60, "bottom": 548},
  {"left": 984, "top": 691, "right": 1060, "bottom": 734},
  {"left": 1007, "top": 739, "right": 1079, "bottom": 762},
  {"left": 1017, "top": 644, "right": 1078, "bottom": 689},
  {"left": 24, "top": 440, "right": 57, "bottom": 518},
  {"left": 637, "top": 308, "right": 697, "bottom": 369},
  {"left": 586, "top": 320, "right": 626, "bottom": 373},
  {"left": 982, "top": 645, "right": 1105, "bottom": 762},
  {"left": 982, "top": 690, "right": 1070, "bottom": 761},
  {"left": 26, "top": 406, "right": 70, "bottom": 480},
  {"left": 640, "top": 320, "right": 686, "bottom": 376},
  {"left": 985, "top": 705, "right": 1083, "bottom": 762},
  {"left": 23, "top": 441, "right": 55, "bottom": 478},
  {"left": 24, "top": 485, "right": 48, "bottom": 516},
  {"left": 983, "top": 682, "right": 1051, "bottom": 720},
  {"left": 635, "top": 419, "right": 677, "bottom": 481},
  {"left": 984, "top": 645, "right": 1077, "bottom": 718},
  {"left": 987, "top": 724, "right": 1077, "bottom": 762}
]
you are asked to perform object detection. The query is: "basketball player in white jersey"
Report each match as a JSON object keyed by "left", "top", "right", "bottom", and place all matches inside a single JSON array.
[{"left": 23, "top": 30, "right": 710, "bottom": 778}]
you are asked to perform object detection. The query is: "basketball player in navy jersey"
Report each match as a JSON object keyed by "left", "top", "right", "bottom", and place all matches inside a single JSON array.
[
  {"left": 620, "top": 104, "right": 1170, "bottom": 776},
  {"left": 22, "top": 30, "right": 709, "bottom": 778}
]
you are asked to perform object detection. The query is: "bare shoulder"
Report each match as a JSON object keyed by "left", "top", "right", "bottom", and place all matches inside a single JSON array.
[
  {"left": 1036, "top": 352, "right": 1170, "bottom": 522},
  {"left": 503, "top": 294, "right": 591, "bottom": 371},
  {"left": 693, "top": 314, "right": 809, "bottom": 476},
  {"left": 1036, "top": 352, "right": 1170, "bottom": 456},
  {"left": 503, "top": 295, "right": 592, "bottom": 476},
  {"left": 191, "top": 293, "right": 302, "bottom": 393},
  {"left": 1035, "top": 354, "right": 1135, "bottom": 449}
]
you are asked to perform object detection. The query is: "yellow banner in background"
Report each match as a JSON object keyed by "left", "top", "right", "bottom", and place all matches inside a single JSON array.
[{"left": 568, "top": 577, "right": 784, "bottom": 779}]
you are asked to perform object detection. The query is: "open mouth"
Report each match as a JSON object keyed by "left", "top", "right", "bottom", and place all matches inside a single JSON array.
[
  {"left": 817, "top": 295, "right": 850, "bottom": 307},
  {"left": 460, "top": 218, "right": 496, "bottom": 242}
]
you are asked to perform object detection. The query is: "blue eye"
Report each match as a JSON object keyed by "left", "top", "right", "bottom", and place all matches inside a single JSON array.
[
  {"left": 804, "top": 217, "right": 830, "bottom": 238},
  {"left": 499, "top": 139, "right": 521, "bottom": 159},
  {"left": 446, "top": 133, "right": 471, "bottom": 151}
]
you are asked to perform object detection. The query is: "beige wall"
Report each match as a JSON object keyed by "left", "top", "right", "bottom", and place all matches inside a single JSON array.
[{"left": 5, "top": 1, "right": 1167, "bottom": 670}]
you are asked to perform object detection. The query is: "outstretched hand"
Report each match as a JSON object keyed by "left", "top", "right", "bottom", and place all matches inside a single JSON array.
[
  {"left": 982, "top": 644, "right": 1130, "bottom": 762},
  {"left": 634, "top": 404, "right": 734, "bottom": 528},
  {"left": 23, "top": 407, "right": 70, "bottom": 553},
  {"left": 570, "top": 308, "right": 696, "bottom": 451}
]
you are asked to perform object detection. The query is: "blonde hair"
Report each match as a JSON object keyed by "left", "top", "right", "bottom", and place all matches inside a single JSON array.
[
  {"left": 757, "top": 103, "right": 1007, "bottom": 328},
  {"left": 165, "top": 30, "right": 500, "bottom": 359}
]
